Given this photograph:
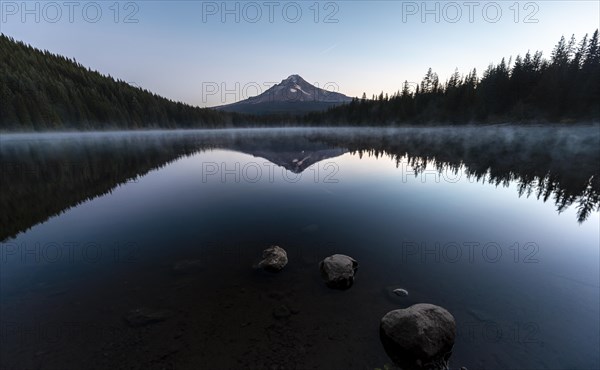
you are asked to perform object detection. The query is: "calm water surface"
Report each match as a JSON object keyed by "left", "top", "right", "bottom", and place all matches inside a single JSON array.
[{"left": 1, "top": 126, "right": 599, "bottom": 369}]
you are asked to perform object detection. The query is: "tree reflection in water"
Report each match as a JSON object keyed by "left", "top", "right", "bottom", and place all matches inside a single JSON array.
[{"left": 1, "top": 125, "right": 598, "bottom": 241}]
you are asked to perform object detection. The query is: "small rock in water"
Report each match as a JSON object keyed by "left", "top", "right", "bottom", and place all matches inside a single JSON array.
[
  {"left": 393, "top": 288, "right": 409, "bottom": 297},
  {"left": 319, "top": 254, "right": 358, "bottom": 289},
  {"left": 124, "top": 307, "right": 172, "bottom": 327},
  {"left": 257, "top": 246, "right": 288, "bottom": 272},
  {"left": 384, "top": 286, "right": 414, "bottom": 304}
]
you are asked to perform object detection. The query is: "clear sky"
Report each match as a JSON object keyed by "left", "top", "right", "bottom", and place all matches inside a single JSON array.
[{"left": 1, "top": 1, "right": 598, "bottom": 107}]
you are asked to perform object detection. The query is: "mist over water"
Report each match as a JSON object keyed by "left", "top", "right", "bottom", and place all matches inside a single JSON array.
[{"left": 1, "top": 125, "right": 599, "bottom": 369}]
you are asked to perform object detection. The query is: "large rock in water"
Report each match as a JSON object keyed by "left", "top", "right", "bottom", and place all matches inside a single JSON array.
[
  {"left": 380, "top": 304, "right": 456, "bottom": 370},
  {"left": 319, "top": 254, "right": 358, "bottom": 289},
  {"left": 257, "top": 246, "right": 288, "bottom": 272}
]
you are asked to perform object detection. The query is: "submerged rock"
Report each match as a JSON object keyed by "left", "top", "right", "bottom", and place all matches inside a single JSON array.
[
  {"left": 319, "top": 254, "right": 358, "bottom": 289},
  {"left": 272, "top": 305, "right": 292, "bottom": 319},
  {"left": 301, "top": 224, "right": 319, "bottom": 233},
  {"left": 257, "top": 246, "right": 288, "bottom": 272},
  {"left": 172, "top": 259, "right": 204, "bottom": 275},
  {"left": 124, "top": 307, "right": 172, "bottom": 327},
  {"left": 380, "top": 304, "right": 456, "bottom": 370}
]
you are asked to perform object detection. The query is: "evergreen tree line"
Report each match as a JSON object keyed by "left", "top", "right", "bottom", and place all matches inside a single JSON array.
[
  {"left": 306, "top": 30, "right": 600, "bottom": 125},
  {"left": 0, "top": 34, "right": 257, "bottom": 130},
  {"left": 1, "top": 31, "right": 599, "bottom": 130}
]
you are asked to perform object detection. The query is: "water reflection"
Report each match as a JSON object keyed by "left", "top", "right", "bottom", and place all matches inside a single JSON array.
[
  {"left": 307, "top": 125, "right": 600, "bottom": 223},
  {"left": 0, "top": 126, "right": 598, "bottom": 370},
  {"left": 1, "top": 125, "right": 598, "bottom": 242}
]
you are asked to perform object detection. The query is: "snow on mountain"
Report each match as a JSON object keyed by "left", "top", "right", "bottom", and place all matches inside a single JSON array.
[
  {"left": 216, "top": 74, "right": 353, "bottom": 114},
  {"left": 228, "top": 75, "right": 352, "bottom": 105}
]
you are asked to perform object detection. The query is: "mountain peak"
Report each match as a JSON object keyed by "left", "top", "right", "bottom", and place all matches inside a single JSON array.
[
  {"left": 216, "top": 74, "right": 352, "bottom": 114},
  {"left": 282, "top": 74, "right": 303, "bottom": 83},
  {"left": 280, "top": 75, "right": 312, "bottom": 87}
]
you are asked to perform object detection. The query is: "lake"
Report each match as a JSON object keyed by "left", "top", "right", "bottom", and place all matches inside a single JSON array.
[{"left": 1, "top": 126, "right": 599, "bottom": 370}]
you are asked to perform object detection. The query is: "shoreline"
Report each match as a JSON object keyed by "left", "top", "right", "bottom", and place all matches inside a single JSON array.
[{"left": 2, "top": 121, "right": 600, "bottom": 137}]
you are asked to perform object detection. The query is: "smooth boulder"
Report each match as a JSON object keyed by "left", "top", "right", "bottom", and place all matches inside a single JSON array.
[
  {"left": 319, "top": 254, "right": 358, "bottom": 289},
  {"left": 380, "top": 303, "right": 456, "bottom": 370},
  {"left": 257, "top": 246, "right": 288, "bottom": 272}
]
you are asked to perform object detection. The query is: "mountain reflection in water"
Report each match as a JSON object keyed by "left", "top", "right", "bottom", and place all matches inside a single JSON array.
[{"left": 1, "top": 125, "right": 598, "bottom": 241}]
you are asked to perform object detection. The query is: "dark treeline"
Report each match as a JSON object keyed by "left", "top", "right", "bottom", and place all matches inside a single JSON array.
[
  {"left": 1, "top": 31, "right": 599, "bottom": 130},
  {"left": 306, "top": 30, "right": 600, "bottom": 125},
  {"left": 0, "top": 34, "right": 276, "bottom": 130}
]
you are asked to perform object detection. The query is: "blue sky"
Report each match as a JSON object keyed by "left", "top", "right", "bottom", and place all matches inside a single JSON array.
[{"left": 1, "top": 1, "right": 599, "bottom": 107}]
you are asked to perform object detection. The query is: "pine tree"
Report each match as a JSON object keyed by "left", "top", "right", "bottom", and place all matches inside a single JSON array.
[
  {"left": 551, "top": 36, "right": 569, "bottom": 66},
  {"left": 572, "top": 34, "right": 588, "bottom": 69}
]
